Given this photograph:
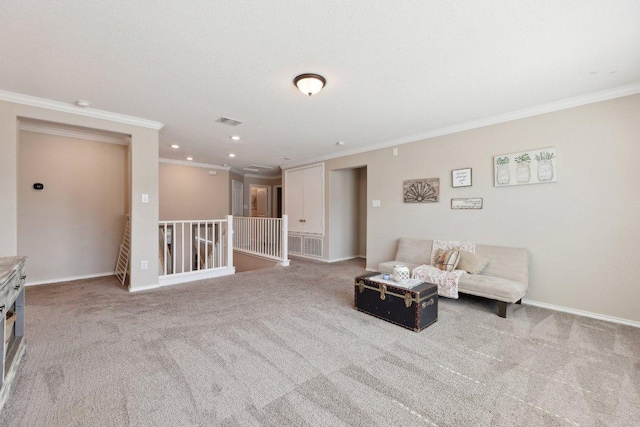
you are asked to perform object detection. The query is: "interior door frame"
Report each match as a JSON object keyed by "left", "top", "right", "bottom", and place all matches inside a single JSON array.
[{"left": 249, "top": 184, "right": 271, "bottom": 217}]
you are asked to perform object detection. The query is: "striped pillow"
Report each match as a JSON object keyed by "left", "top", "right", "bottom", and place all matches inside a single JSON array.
[{"left": 433, "top": 249, "right": 461, "bottom": 272}]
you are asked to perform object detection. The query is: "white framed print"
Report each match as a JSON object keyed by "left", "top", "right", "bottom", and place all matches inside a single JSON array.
[{"left": 452, "top": 168, "right": 472, "bottom": 188}]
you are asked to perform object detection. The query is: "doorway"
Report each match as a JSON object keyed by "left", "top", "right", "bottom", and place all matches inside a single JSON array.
[
  {"left": 273, "top": 185, "right": 282, "bottom": 218},
  {"left": 232, "top": 179, "right": 244, "bottom": 217},
  {"left": 328, "top": 166, "right": 367, "bottom": 261},
  {"left": 250, "top": 184, "right": 271, "bottom": 217}
]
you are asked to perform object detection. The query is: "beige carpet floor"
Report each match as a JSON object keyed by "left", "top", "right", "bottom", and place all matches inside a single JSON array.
[{"left": 1, "top": 258, "right": 639, "bottom": 426}]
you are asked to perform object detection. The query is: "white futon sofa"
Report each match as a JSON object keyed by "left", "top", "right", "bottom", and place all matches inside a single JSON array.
[{"left": 377, "top": 238, "right": 530, "bottom": 318}]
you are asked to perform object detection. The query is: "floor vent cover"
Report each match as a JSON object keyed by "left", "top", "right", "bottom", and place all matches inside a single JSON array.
[
  {"left": 304, "top": 237, "right": 323, "bottom": 258},
  {"left": 288, "top": 236, "right": 302, "bottom": 254}
]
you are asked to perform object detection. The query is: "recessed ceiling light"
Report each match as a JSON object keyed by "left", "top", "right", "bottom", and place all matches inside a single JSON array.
[
  {"left": 186, "top": 157, "right": 193, "bottom": 161},
  {"left": 336, "top": 141, "right": 345, "bottom": 146},
  {"left": 75, "top": 100, "right": 91, "bottom": 108},
  {"left": 228, "top": 153, "right": 236, "bottom": 158},
  {"left": 231, "top": 136, "right": 241, "bottom": 141},
  {"left": 171, "top": 144, "right": 180, "bottom": 149}
]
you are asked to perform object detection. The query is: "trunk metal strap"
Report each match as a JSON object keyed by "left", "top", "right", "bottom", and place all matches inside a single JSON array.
[{"left": 357, "top": 280, "right": 436, "bottom": 306}]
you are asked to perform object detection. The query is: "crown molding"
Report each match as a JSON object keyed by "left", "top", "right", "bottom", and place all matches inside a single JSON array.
[
  {"left": 159, "top": 158, "right": 230, "bottom": 171},
  {"left": 281, "top": 82, "right": 640, "bottom": 169},
  {"left": 244, "top": 173, "right": 282, "bottom": 180},
  {"left": 0, "top": 89, "right": 164, "bottom": 130},
  {"left": 19, "top": 121, "right": 129, "bottom": 145}
]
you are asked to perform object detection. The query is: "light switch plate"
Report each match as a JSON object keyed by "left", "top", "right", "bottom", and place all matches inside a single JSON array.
[
  {"left": 372, "top": 200, "right": 381, "bottom": 208},
  {"left": 141, "top": 260, "right": 148, "bottom": 270},
  {"left": 142, "top": 194, "right": 149, "bottom": 203}
]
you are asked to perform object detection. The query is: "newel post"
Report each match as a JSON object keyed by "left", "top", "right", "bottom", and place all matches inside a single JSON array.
[
  {"left": 281, "top": 214, "right": 290, "bottom": 266},
  {"left": 226, "top": 215, "right": 234, "bottom": 269}
]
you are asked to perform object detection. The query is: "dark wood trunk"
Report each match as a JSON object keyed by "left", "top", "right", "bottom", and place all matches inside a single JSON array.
[{"left": 354, "top": 273, "right": 438, "bottom": 332}]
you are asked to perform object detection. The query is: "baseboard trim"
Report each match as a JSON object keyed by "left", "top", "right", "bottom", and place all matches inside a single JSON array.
[
  {"left": 157, "top": 267, "right": 235, "bottom": 287},
  {"left": 522, "top": 299, "right": 640, "bottom": 328},
  {"left": 325, "top": 256, "right": 360, "bottom": 263},
  {"left": 128, "top": 283, "right": 160, "bottom": 292},
  {"left": 26, "top": 272, "right": 114, "bottom": 286}
]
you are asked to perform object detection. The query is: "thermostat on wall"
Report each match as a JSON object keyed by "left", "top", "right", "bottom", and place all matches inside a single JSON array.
[{"left": 33, "top": 183, "right": 44, "bottom": 190}]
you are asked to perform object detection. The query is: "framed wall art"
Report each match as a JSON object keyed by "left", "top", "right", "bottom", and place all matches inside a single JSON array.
[
  {"left": 452, "top": 168, "right": 472, "bottom": 187},
  {"left": 494, "top": 147, "right": 557, "bottom": 187},
  {"left": 403, "top": 178, "right": 439, "bottom": 203},
  {"left": 451, "top": 198, "right": 483, "bottom": 209}
]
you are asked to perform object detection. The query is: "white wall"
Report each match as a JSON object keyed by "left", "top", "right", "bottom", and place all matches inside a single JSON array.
[
  {"left": 18, "top": 131, "right": 127, "bottom": 283},
  {"left": 159, "top": 163, "right": 229, "bottom": 220},
  {"left": 285, "top": 94, "right": 640, "bottom": 323}
]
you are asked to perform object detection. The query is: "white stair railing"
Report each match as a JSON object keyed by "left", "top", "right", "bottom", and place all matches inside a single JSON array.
[
  {"left": 158, "top": 218, "right": 233, "bottom": 278},
  {"left": 233, "top": 215, "right": 289, "bottom": 265}
]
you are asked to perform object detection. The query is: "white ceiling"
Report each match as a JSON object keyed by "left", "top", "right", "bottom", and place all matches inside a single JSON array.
[{"left": 2, "top": 1, "right": 639, "bottom": 175}]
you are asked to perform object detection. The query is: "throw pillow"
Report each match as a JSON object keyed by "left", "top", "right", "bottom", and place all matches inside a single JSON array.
[
  {"left": 430, "top": 240, "right": 476, "bottom": 265},
  {"left": 433, "top": 249, "right": 460, "bottom": 272},
  {"left": 457, "top": 250, "right": 490, "bottom": 274}
]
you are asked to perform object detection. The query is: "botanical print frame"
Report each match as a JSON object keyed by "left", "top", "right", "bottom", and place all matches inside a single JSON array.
[
  {"left": 403, "top": 178, "right": 439, "bottom": 203},
  {"left": 494, "top": 147, "right": 557, "bottom": 187},
  {"left": 452, "top": 168, "right": 472, "bottom": 187},
  {"left": 451, "top": 198, "right": 483, "bottom": 209}
]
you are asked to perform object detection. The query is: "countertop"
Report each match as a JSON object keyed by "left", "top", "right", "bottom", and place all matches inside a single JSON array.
[{"left": 0, "top": 256, "right": 27, "bottom": 286}]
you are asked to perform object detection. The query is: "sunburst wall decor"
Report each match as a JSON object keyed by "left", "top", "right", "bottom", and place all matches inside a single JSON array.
[{"left": 403, "top": 178, "right": 439, "bottom": 203}]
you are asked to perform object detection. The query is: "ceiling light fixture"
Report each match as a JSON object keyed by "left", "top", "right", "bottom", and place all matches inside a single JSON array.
[
  {"left": 231, "top": 136, "right": 240, "bottom": 141},
  {"left": 171, "top": 144, "right": 180, "bottom": 149},
  {"left": 228, "top": 153, "right": 236, "bottom": 158},
  {"left": 75, "top": 100, "right": 91, "bottom": 108},
  {"left": 294, "top": 73, "right": 326, "bottom": 96},
  {"left": 336, "top": 141, "right": 345, "bottom": 146},
  {"left": 186, "top": 157, "right": 193, "bottom": 161}
]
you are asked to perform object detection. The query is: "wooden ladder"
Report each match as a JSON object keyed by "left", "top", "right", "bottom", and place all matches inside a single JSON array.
[{"left": 115, "top": 215, "right": 130, "bottom": 286}]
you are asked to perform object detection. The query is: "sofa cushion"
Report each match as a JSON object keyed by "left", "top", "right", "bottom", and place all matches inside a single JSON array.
[
  {"left": 458, "top": 274, "right": 527, "bottom": 303},
  {"left": 395, "top": 238, "right": 433, "bottom": 266},
  {"left": 378, "top": 261, "right": 421, "bottom": 275},
  {"left": 457, "top": 250, "right": 490, "bottom": 274},
  {"left": 433, "top": 249, "right": 461, "bottom": 271},
  {"left": 475, "top": 245, "right": 529, "bottom": 284}
]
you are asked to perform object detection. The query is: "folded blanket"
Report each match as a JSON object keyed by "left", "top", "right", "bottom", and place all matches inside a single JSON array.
[
  {"left": 413, "top": 240, "right": 477, "bottom": 299},
  {"left": 412, "top": 265, "right": 465, "bottom": 299}
]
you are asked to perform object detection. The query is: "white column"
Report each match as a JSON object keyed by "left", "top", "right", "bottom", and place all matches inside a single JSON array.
[
  {"left": 226, "top": 215, "right": 234, "bottom": 270},
  {"left": 281, "top": 214, "right": 290, "bottom": 266}
]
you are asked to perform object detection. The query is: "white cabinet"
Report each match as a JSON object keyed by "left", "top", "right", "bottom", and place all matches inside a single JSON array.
[{"left": 285, "top": 163, "right": 324, "bottom": 235}]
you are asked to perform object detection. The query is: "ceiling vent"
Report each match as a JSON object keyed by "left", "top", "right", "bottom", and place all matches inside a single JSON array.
[
  {"left": 249, "top": 165, "right": 273, "bottom": 170},
  {"left": 243, "top": 167, "right": 260, "bottom": 172},
  {"left": 216, "top": 116, "right": 243, "bottom": 127}
]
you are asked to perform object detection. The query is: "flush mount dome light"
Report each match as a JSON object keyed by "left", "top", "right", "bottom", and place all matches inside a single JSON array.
[{"left": 294, "top": 73, "right": 326, "bottom": 96}]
